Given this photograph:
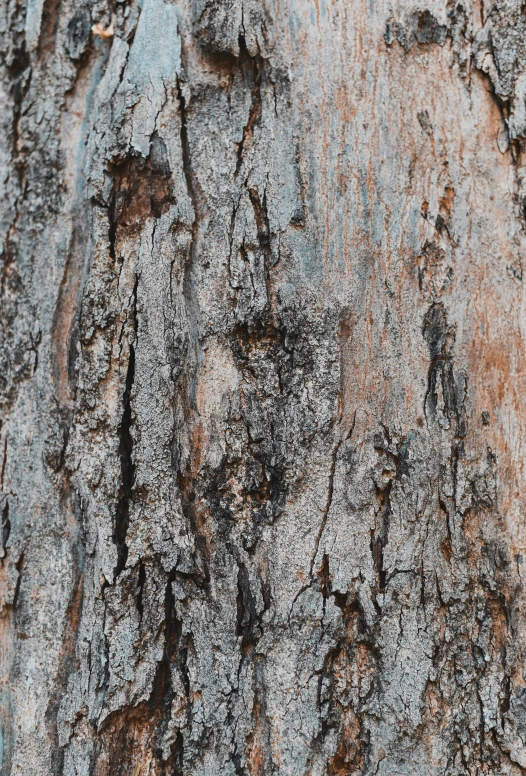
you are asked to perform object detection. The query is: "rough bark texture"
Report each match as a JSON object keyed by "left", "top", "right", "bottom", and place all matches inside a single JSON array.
[{"left": 2, "top": 0, "right": 526, "bottom": 773}]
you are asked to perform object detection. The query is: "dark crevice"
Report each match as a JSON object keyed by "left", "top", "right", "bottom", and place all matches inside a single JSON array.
[
  {"left": 175, "top": 78, "right": 198, "bottom": 235},
  {"left": 137, "top": 561, "right": 146, "bottom": 622},
  {"left": 8, "top": 46, "right": 31, "bottom": 185},
  {"left": 5, "top": 13, "right": 31, "bottom": 200},
  {"left": 371, "top": 479, "right": 392, "bottom": 594},
  {"left": 0, "top": 436, "right": 6, "bottom": 491},
  {"left": 151, "top": 573, "right": 180, "bottom": 709},
  {"left": 310, "top": 439, "right": 342, "bottom": 577},
  {"left": 56, "top": 423, "right": 70, "bottom": 473},
  {"left": 370, "top": 432, "right": 412, "bottom": 596},
  {"left": 175, "top": 74, "right": 201, "bottom": 351},
  {"left": 248, "top": 186, "right": 272, "bottom": 266},
  {"left": 318, "top": 553, "right": 331, "bottom": 614},
  {"left": 234, "top": 49, "right": 263, "bottom": 178},
  {"left": 236, "top": 561, "right": 260, "bottom": 654},
  {"left": 500, "top": 674, "right": 511, "bottom": 716},
  {"left": 175, "top": 68, "right": 203, "bottom": 453},
  {"left": 439, "top": 497, "right": 454, "bottom": 564},
  {"left": 1, "top": 500, "right": 11, "bottom": 557},
  {"left": 422, "top": 303, "right": 467, "bottom": 437},
  {"left": 114, "top": 280, "right": 137, "bottom": 576},
  {"left": 12, "top": 553, "right": 24, "bottom": 609},
  {"left": 451, "top": 439, "right": 463, "bottom": 507},
  {"left": 108, "top": 187, "right": 118, "bottom": 263},
  {"left": 149, "top": 571, "right": 188, "bottom": 776}
]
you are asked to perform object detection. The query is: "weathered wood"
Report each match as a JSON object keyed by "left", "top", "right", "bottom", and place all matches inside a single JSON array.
[{"left": 2, "top": 0, "right": 526, "bottom": 773}]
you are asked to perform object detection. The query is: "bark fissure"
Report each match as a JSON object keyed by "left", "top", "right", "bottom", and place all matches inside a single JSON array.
[
  {"left": 234, "top": 51, "right": 263, "bottom": 178},
  {"left": 114, "top": 279, "right": 137, "bottom": 577},
  {"left": 310, "top": 438, "right": 342, "bottom": 578}
]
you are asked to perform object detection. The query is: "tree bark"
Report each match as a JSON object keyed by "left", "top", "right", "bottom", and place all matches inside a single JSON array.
[{"left": 2, "top": 0, "right": 526, "bottom": 773}]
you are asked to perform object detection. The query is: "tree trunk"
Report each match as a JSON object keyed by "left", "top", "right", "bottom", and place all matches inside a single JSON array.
[{"left": 2, "top": 0, "right": 526, "bottom": 773}]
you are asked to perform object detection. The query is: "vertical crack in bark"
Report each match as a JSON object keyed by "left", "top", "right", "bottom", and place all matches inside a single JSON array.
[
  {"left": 12, "top": 552, "right": 24, "bottom": 609},
  {"left": 151, "top": 570, "right": 188, "bottom": 776},
  {"left": 108, "top": 182, "right": 118, "bottom": 264},
  {"left": 236, "top": 560, "right": 260, "bottom": 654},
  {"left": 422, "top": 302, "right": 467, "bottom": 438},
  {"left": 175, "top": 74, "right": 202, "bottom": 409},
  {"left": 114, "top": 279, "right": 138, "bottom": 577},
  {"left": 8, "top": 40, "right": 31, "bottom": 188},
  {"left": 248, "top": 186, "right": 271, "bottom": 267},
  {"left": 310, "top": 439, "right": 342, "bottom": 578},
  {"left": 0, "top": 437, "right": 7, "bottom": 491},
  {"left": 136, "top": 560, "right": 145, "bottom": 622},
  {"left": 1, "top": 500, "right": 10, "bottom": 559},
  {"left": 175, "top": 77, "right": 198, "bottom": 248},
  {"left": 371, "top": 478, "right": 392, "bottom": 595},
  {"left": 234, "top": 49, "right": 263, "bottom": 178}
]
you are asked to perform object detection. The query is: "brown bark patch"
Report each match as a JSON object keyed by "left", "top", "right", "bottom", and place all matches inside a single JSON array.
[
  {"left": 328, "top": 709, "right": 363, "bottom": 775},
  {"left": 109, "top": 135, "right": 174, "bottom": 252}
]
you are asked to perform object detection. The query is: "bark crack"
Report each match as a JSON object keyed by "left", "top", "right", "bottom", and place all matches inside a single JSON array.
[
  {"left": 309, "top": 438, "right": 342, "bottom": 578},
  {"left": 114, "top": 277, "right": 138, "bottom": 577}
]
